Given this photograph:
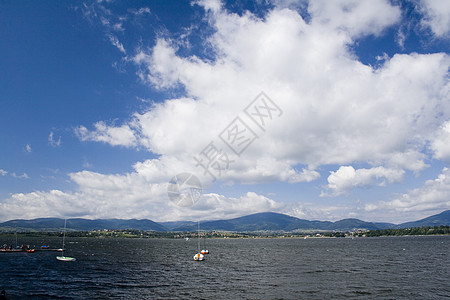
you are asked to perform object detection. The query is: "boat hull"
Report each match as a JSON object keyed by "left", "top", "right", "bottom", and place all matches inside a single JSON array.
[
  {"left": 193, "top": 253, "right": 204, "bottom": 261},
  {"left": 56, "top": 256, "right": 76, "bottom": 262}
]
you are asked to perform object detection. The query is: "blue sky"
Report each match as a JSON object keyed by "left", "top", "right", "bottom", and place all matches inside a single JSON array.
[{"left": 0, "top": 0, "right": 449, "bottom": 223}]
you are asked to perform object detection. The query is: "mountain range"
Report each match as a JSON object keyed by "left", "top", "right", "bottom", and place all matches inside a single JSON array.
[{"left": 0, "top": 210, "right": 448, "bottom": 232}]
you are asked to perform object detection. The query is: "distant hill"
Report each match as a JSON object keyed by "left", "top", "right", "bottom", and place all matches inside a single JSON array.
[
  {"left": 167, "top": 212, "right": 334, "bottom": 231},
  {"left": 331, "top": 218, "right": 387, "bottom": 231},
  {"left": 166, "top": 213, "right": 400, "bottom": 232},
  {"left": 0, "top": 218, "right": 167, "bottom": 232},
  {"left": 0, "top": 210, "right": 448, "bottom": 232},
  {"left": 159, "top": 221, "right": 197, "bottom": 230},
  {"left": 396, "top": 210, "right": 450, "bottom": 228}
]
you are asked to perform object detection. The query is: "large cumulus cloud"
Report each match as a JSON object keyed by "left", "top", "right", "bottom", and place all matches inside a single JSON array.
[{"left": 2, "top": 0, "right": 449, "bottom": 222}]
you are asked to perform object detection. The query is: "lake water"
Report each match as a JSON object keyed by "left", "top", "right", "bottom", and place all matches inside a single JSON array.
[{"left": 0, "top": 236, "right": 448, "bottom": 299}]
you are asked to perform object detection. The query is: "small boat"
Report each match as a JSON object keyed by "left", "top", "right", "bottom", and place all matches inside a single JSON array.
[
  {"left": 56, "top": 219, "right": 76, "bottom": 262},
  {"left": 193, "top": 253, "right": 204, "bottom": 261},
  {"left": 57, "top": 256, "right": 76, "bottom": 262},
  {"left": 201, "top": 233, "right": 209, "bottom": 255}
]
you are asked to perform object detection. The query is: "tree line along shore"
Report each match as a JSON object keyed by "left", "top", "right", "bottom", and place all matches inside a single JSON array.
[{"left": 0, "top": 225, "right": 448, "bottom": 239}]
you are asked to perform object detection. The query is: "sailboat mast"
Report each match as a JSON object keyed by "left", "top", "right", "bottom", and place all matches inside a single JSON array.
[
  {"left": 193, "top": 220, "right": 205, "bottom": 261},
  {"left": 197, "top": 221, "right": 200, "bottom": 252},
  {"left": 61, "top": 219, "right": 67, "bottom": 255}
]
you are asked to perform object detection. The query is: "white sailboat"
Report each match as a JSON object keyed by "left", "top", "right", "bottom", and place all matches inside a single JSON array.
[
  {"left": 193, "top": 221, "right": 204, "bottom": 261},
  {"left": 56, "top": 219, "right": 76, "bottom": 262}
]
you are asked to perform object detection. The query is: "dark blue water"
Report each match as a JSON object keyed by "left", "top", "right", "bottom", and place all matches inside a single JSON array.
[{"left": 0, "top": 236, "right": 448, "bottom": 299}]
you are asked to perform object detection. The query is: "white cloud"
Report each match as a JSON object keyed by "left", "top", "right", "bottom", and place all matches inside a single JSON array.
[
  {"left": 0, "top": 169, "right": 32, "bottom": 179},
  {"left": 75, "top": 122, "right": 137, "bottom": 147},
  {"left": 25, "top": 144, "right": 32, "bottom": 153},
  {"left": 222, "top": 159, "right": 321, "bottom": 184},
  {"left": 48, "top": 131, "right": 62, "bottom": 147},
  {"left": 75, "top": 1, "right": 449, "bottom": 194},
  {"left": 108, "top": 34, "right": 126, "bottom": 54},
  {"left": 0, "top": 190, "right": 89, "bottom": 221},
  {"left": 81, "top": 1, "right": 128, "bottom": 57},
  {"left": 90, "top": 2, "right": 447, "bottom": 185},
  {"left": 431, "top": 120, "right": 450, "bottom": 162},
  {"left": 419, "top": 0, "right": 450, "bottom": 38},
  {"left": 82, "top": 161, "right": 93, "bottom": 169},
  {"left": 192, "top": 0, "right": 223, "bottom": 14},
  {"left": 0, "top": 167, "right": 282, "bottom": 221},
  {"left": 366, "top": 167, "right": 450, "bottom": 218},
  {"left": 322, "top": 166, "right": 405, "bottom": 196},
  {"left": 131, "top": 7, "right": 151, "bottom": 16},
  {"left": 308, "top": 0, "right": 401, "bottom": 38},
  {"left": 12, "top": 172, "right": 29, "bottom": 179}
]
